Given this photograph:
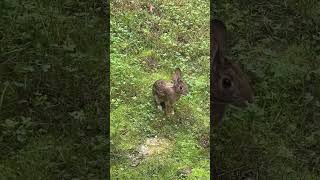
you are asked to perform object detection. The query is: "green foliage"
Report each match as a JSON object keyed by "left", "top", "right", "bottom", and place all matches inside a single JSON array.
[
  {"left": 0, "top": 0, "right": 107, "bottom": 179},
  {"left": 214, "top": 0, "right": 320, "bottom": 179},
  {"left": 110, "top": 0, "right": 210, "bottom": 178}
]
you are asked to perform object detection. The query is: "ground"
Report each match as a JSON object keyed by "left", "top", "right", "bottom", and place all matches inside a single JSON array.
[
  {"left": 214, "top": 0, "right": 320, "bottom": 179},
  {"left": 1, "top": 0, "right": 319, "bottom": 179},
  {"left": 0, "top": 1, "right": 107, "bottom": 179},
  {"left": 110, "top": 0, "right": 210, "bottom": 179}
]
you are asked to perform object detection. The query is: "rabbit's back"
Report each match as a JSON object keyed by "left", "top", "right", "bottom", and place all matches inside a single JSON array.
[{"left": 153, "top": 80, "right": 175, "bottom": 100}]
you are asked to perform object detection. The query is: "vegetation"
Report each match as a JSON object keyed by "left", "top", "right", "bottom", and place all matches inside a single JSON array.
[
  {"left": 213, "top": 0, "right": 320, "bottom": 179},
  {"left": 110, "top": 0, "right": 210, "bottom": 179},
  {"left": 1, "top": 0, "right": 319, "bottom": 179},
  {"left": 0, "top": 1, "right": 107, "bottom": 179}
]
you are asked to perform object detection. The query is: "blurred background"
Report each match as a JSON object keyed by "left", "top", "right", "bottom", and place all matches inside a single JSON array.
[
  {"left": 0, "top": 1, "right": 107, "bottom": 179},
  {"left": 213, "top": 0, "right": 320, "bottom": 179}
]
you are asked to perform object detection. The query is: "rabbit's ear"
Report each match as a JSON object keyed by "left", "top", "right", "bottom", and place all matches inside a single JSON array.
[
  {"left": 211, "top": 39, "right": 219, "bottom": 62},
  {"left": 212, "top": 19, "right": 227, "bottom": 65},
  {"left": 173, "top": 68, "right": 182, "bottom": 82}
]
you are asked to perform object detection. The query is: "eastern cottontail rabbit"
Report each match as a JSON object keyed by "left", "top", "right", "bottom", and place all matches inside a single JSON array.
[
  {"left": 153, "top": 68, "right": 189, "bottom": 116},
  {"left": 211, "top": 19, "right": 254, "bottom": 127}
]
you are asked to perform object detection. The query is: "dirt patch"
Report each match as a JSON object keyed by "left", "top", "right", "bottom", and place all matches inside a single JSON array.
[
  {"left": 129, "top": 137, "right": 171, "bottom": 167},
  {"left": 141, "top": 57, "right": 159, "bottom": 72}
]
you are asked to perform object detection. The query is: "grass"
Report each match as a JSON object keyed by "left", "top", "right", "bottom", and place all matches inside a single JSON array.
[
  {"left": 1, "top": 0, "right": 319, "bottom": 179},
  {"left": 0, "top": 1, "right": 107, "bottom": 179},
  {"left": 214, "top": 0, "right": 320, "bottom": 179},
  {"left": 110, "top": 0, "right": 210, "bottom": 179}
]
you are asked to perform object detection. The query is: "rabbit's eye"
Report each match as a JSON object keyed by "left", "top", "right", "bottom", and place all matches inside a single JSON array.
[
  {"left": 222, "top": 78, "right": 232, "bottom": 89},
  {"left": 180, "top": 86, "right": 183, "bottom": 90}
]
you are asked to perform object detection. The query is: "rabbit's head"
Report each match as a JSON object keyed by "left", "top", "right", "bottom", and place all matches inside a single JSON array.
[
  {"left": 172, "top": 68, "right": 189, "bottom": 95},
  {"left": 211, "top": 19, "right": 253, "bottom": 108}
]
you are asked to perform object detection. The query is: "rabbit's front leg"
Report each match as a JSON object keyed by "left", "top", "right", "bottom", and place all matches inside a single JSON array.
[
  {"left": 169, "top": 105, "right": 175, "bottom": 116},
  {"left": 170, "top": 104, "right": 175, "bottom": 115},
  {"left": 164, "top": 101, "right": 172, "bottom": 117}
]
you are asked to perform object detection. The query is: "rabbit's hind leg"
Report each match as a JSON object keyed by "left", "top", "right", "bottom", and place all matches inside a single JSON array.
[{"left": 164, "top": 101, "right": 174, "bottom": 117}]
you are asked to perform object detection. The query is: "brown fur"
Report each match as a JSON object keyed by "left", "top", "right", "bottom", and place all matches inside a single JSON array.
[
  {"left": 153, "top": 68, "right": 188, "bottom": 116},
  {"left": 211, "top": 19, "right": 254, "bottom": 127}
]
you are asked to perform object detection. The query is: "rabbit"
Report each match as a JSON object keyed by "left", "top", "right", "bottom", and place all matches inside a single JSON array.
[
  {"left": 211, "top": 19, "right": 254, "bottom": 127},
  {"left": 153, "top": 68, "right": 189, "bottom": 116}
]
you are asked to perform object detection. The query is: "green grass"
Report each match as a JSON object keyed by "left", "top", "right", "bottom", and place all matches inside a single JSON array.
[
  {"left": 0, "top": 1, "right": 107, "bottom": 179},
  {"left": 214, "top": 0, "right": 320, "bottom": 179},
  {"left": 2, "top": 0, "right": 319, "bottom": 179},
  {"left": 110, "top": 0, "right": 210, "bottom": 179}
]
